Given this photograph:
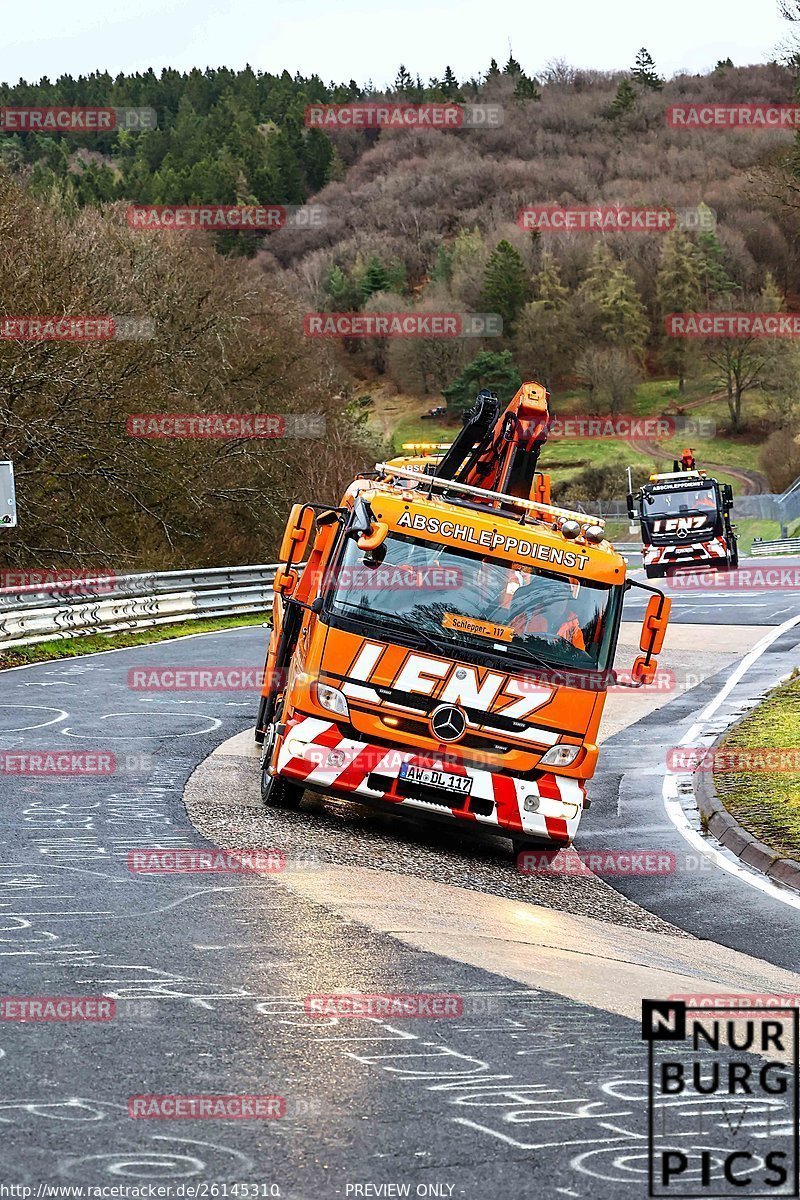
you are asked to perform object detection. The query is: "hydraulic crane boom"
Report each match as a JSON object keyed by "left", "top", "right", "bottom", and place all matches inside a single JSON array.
[{"left": 432, "top": 381, "right": 551, "bottom": 503}]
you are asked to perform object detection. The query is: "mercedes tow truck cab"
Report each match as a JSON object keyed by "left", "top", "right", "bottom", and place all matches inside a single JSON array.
[
  {"left": 628, "top": 465, "right": 738, "bottom": 580},
  {"left": 256, "top": 383, "right": 672, "bottom": 855}
]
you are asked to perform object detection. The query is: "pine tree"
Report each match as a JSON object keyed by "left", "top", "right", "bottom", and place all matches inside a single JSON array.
[
  {"left": 324, "top": 264, "right": 361, "bottom": 310},
  {"left": 514, "top": 74, "right": 541, "bottom": 100},
  {"left": 631, "top": 48, "right": 664, "bottom": 90},
  {"left": 533, "top": 253, "right": 569, "bottom": 308},
  {"left": 487, "top": 58, "right": 501, "bottom": 79},
  {"left": 442, "top": 351, "right": 522, "bottom": 414},
  {"left": 480, "top": 239, "right": 532, "bottom": 335},
  {"left": 393, "top": 65, "right": 414, "bottom": 94},
  {"left": 605, "top": 79, "right": 637, "bottom": 120},
  {"left": 655, "top": 230, "right": 702, "bottom": 392},
  {"left": 302, "top": 128, "right": 333, "bottom": 191},
  {"left": 596, "top": 265, "right": 650, "bottom": 357},
  {"left": 580, "top": 242, "right": 616, "bottom": 305},
  {"left": 503, "top": 53, "right": 523, "bottom": 77},
  {"left": 441, "top": 66, "right": 459, "bottom": 97},
  {"left": 696, "top": 228, "right": 736, "bottom": 304},
  {"left": 358, "top": 255, "right": 393, "bottom": 299},
  {"left": 325, "top": 146, "right": 346, "bottom": 184}
]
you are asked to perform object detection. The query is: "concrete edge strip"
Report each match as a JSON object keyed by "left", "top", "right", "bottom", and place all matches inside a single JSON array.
[
  {"left": 183, "top": 732, "right": 800, "bottom": 1024},
  {"left": 695, "top": 724, "right": 800, "bottom": 897},
  {"left": 663, "top": 611, "right": 800, "bottom": 909}
]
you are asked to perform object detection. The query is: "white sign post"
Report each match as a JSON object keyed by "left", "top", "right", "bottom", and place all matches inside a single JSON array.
[{"left": 0, "top": 462, "right": 17, "bottom": 528}]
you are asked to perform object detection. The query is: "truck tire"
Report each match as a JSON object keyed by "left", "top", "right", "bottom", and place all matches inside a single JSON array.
[
  {"left": 259, "top": 716, "right": 304, "bottom": 809},
  {"left": 728, "top": 539, "right": 739, "bottom": 569},
  {"left": 512, "top": 835, "right": 568, "bottom": 858}
]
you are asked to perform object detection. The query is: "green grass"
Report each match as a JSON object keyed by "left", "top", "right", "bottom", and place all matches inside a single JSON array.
[
  {"left": 0, "top": 613, "right": 267, "bottom": 671},
  {"left": 732, "top": 519, "right": 782, "bottom": 555},
  {"left": 390, "top": 415, "right": 455, "bottom": 454},
  {"left": 714, "top": 674, "right": 800, "bottom": 863},
  {"left": 379, "top": 377, "right": 770, "bottom": 488}
]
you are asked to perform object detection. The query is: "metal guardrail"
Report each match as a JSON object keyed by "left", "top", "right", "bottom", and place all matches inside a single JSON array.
[
  {"left": 750, "top": 538, "right": 800, "bottom": 557},
  {"left": 613, "top": 543, "right": 643, "bottom": 560},
  {"left": 0, "top": 564, "right": 278, "bottom": 650}
]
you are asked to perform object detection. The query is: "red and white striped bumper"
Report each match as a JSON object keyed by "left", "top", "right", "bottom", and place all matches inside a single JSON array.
[
  {"left": 644, "top": 537, "right": 728, "bottom": 567},
  {"left": 275, "top": 716, "right": 584, "bottom": 843}
]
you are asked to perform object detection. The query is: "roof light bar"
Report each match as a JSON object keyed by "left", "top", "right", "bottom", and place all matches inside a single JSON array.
[{"left": 375, "top": 463, "right": 605, "bottom": 529}]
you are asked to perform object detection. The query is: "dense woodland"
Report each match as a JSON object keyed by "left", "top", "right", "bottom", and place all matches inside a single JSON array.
[{"left": 4, "top": 46, "right": 800, "bottom": 564}]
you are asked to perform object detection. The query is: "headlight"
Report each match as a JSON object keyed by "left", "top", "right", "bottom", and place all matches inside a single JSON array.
[
  {"left": 539, "top": 743, "right": 581, "bottom": 768},
  {"left": 315, "top": 683, "right": 350, "bottom": 719}
]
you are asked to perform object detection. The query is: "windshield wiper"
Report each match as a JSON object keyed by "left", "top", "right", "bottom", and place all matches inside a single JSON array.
[
  {"left": 503, "top": 639, "right": 597, "bottom": 679},
  {"left": 336, "top": 604, "right": 449, "bottom": 656}
]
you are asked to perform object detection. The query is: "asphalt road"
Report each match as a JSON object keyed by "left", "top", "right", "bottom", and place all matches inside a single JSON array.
[{"left": 1, "top": 558, "right": 799, "bottom": 1196}]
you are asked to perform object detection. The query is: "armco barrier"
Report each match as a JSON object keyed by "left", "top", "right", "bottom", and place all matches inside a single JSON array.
[
  {"left": 0, "top": 565, "right": 278, "bottom": 650},
  {"left": 750, "top": 538, "right": 800, "bottom": 557}
]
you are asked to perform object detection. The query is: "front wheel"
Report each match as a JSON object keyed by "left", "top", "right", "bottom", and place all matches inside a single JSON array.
[
  {"left": 259, "top": 719, "right": 304, "bottom": 809},
  {"left": 728, "top": 539, "right": 739, "bottom": 570}
]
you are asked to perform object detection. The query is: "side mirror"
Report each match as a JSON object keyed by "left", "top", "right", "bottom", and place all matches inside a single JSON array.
[
  {"left": 640, "top": 593, "right": 671, "bottom": 656},
  {"left": 279, "top": 504, "right": 315, "bottom": 565},
  {"left": 357, "top": 521, "right": 389, "bottom": 552},
  {"left": 630, "top": 655, "right": 658, "bottom": 686},
  {"left": 273, "top": 564, "right": 299, "bottom": 597},
  {"left": 626, "top": 492, "right": 635, "bottom": 520}
]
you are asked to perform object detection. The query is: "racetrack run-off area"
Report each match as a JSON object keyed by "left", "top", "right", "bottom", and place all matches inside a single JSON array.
[{"left": 0, "top": 556, "right": 799, "bottom": 1193}]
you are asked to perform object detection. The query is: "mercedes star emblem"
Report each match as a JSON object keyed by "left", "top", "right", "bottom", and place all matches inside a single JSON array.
[{"left": 429, "top": 704, "right": 467, "bottom": 743}]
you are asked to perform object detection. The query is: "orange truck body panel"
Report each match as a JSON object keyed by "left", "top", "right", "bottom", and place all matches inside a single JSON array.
[{"left": 259, "top": 382, "right": 665, "bottom": 847}]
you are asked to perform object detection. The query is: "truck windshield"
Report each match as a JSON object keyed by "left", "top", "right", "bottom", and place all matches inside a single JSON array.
[
  {"left": 326, "top": 532, "right": 621, "bottom": 673},
  {"left": 644, "top": 486, "right": 718, "bottom": 516}
]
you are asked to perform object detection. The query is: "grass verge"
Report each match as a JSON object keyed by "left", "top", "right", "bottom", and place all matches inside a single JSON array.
[
  {"left": 714, "top": 674, "right": 800, "bottom": 862},
  {"left": 0, "top": 613, "right": 267, "bottom": 671}
]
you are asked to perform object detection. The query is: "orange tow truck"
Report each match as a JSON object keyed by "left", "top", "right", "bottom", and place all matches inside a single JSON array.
[{"left": 255, "top": 382, "right": 671, "bottom": 854}]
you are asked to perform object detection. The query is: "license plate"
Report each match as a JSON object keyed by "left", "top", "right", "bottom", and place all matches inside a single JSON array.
[{"left": 398, "top": 763, "right": 472, "bottom": 795}]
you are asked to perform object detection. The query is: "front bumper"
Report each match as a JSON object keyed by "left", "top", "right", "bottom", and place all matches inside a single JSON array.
[
  {"left": 275, "top": 715, "right": 585, "bottom": 843},
  {"left": 643, "top": 537, "right": 728, "bottom": 568}
]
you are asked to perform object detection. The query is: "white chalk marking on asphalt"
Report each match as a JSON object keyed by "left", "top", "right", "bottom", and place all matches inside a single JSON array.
[
  {"left": 663, "top": 611, "right": 800, "bottom": 911},
  {"left": 61, "top": 711, "right": 222, "bottom": 739},
  {"left": 0, "top": 704, "right": 68, "bottom": 731}
]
